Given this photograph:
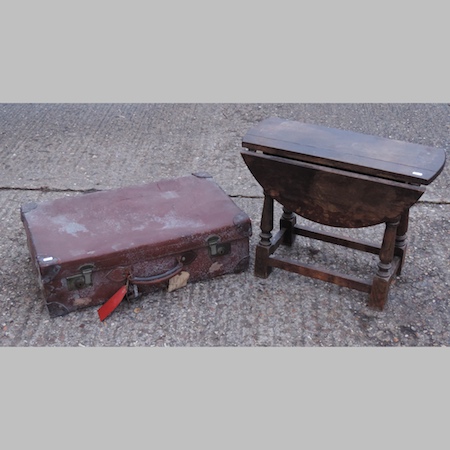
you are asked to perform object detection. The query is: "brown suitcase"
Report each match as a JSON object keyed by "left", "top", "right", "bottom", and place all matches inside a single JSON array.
[{"left": 20, "top": 173, "right": 252, "bottom": 319}]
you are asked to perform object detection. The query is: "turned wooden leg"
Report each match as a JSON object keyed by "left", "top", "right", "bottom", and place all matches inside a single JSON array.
[
  {"left": 395, "top": 209, "right": 409, "bottom": 275},
  {"left": 255, "top": 192, "right": 274, "bottom": 278},
  {"left": 280, "top": 207, "right": 296, "bottom": 246},
  {"left": 369, "top": 218, "right": 400, "bottom": 310}
]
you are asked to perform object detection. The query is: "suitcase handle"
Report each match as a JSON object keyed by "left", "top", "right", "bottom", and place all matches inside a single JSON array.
[{"left": 128, "top": 259, "right": 184, "bottom": 285}]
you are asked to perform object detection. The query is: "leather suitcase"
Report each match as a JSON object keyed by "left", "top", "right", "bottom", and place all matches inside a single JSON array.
[{"left": 20, "top": 173, "right": 252, "bottom": 319}]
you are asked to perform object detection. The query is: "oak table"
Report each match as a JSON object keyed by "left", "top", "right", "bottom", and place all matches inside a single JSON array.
[{"left": 241, "top": 117, "right": 446, "bottom": 310}]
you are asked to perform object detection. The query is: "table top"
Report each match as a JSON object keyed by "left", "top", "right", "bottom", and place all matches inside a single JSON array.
[{"left": 242, "top": 117, "right": 446, "bottom": 185}]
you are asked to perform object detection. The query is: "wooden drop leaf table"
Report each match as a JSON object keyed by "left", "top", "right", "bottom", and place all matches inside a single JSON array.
[{"left": 241, "top": 117, "right": 446, "bottom": 310}]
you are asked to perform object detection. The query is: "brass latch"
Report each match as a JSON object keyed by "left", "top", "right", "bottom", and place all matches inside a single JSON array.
[
  {"left": 207, "top": 235, "right": 231, "bottom": 257},
  {"left": 66, "top": 264, "right": 95, "bottom": 290}
]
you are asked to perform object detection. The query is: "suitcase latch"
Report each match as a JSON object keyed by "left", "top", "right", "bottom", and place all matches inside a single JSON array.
[
  {"left": 207, "top": 235, "right": 231, "bottom": 257},
  {"left": 66, "top": 264, "right": 95, "bottom": 290}
]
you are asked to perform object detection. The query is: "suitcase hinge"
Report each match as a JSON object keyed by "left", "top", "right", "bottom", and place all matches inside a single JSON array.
[
  {"left": 207, "top": 235, "right": 231, "bottom": 257},
  {"left": 66, "top": 264, "right": 95, "bottom": 290}
]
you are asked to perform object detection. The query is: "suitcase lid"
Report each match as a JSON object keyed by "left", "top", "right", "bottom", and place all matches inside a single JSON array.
[
  {"left": 21, "top": 174, "right": 250, "bottom": 267},
  {"left": 242, "top": 117, "right": 446, "bottom": 185}
]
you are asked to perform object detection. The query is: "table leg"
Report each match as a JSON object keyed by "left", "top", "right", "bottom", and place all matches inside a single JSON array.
[
  {"left": 369, "top": 217, "right": 400, "bottom": 310},
  {"left": 255, "top": 193, "right": 274, "bottom": 278},
  {"left": 280, "top": 207, "right": 296, "bottom": 246},
  {"left": 395, "top": 209, "right": 409, "bottom": 275}
]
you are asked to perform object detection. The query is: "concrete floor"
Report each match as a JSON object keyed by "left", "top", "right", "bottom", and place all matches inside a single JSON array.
[{"left": 1, "top": 103, "right": 449, "bottom": 347}]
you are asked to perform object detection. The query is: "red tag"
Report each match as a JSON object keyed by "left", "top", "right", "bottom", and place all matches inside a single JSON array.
[{"left": 97, "top": 285, "right": 128, "bottom": 321}]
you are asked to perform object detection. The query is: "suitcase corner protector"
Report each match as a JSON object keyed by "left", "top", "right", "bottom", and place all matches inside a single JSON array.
[
  {"left": 233, "top": 211, "right": 252, "bottom": 236},
  {"left": 234, "top": 256, "right": 250, "bottom": 273},
  {"left": 192, "top": 171, "right": 213, "bottom": 179},
  {"left": 21, "top": 201, "right": 38, "bottom": 216},
  {"left": 47, "top": 302, "right": 71, "bottom": 318}
]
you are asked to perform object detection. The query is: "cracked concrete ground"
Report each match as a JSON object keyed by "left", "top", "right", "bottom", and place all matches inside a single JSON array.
[{"left": 1, "top": 103, "right": 449, "bottom": 346}]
